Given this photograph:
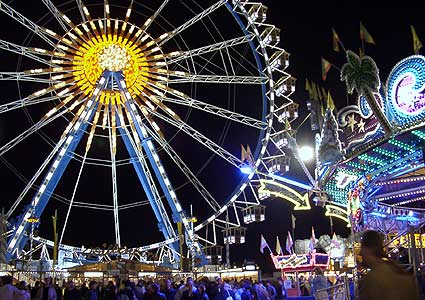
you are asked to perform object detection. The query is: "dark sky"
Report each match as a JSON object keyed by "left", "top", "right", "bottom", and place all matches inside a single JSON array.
[{"left": 0, "top": 0, "right": 423, "bottom": 272}]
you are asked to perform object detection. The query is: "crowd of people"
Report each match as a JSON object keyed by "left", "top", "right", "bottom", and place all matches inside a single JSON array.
[
  {"left": 0, "top": 230, "right": 421, "bottom": 300},
  {"left": 0, "top": 274, "right": 293, "bottom": 300},
  {"left": 0, "top": 271, "right": 356, "bottom": 300},
  {"left": 0, "top": 275, "right": 291, "bottom": 300}
]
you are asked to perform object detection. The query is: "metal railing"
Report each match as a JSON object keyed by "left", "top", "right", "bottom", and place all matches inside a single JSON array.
[{"left": 315, "top": 279, "right": 351, "bottom": 300}]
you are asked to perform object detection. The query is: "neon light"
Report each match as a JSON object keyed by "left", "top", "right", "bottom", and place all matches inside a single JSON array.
[
  {"left": 267, "top": 173, "right": 312, "bottom": 190},
  {"left": 258, "top": 179, "right": 311, "bottom": 210},
  {"left": 271, "top": 253, "right": 329, "bottom": 271},
  {"left": 324, "top": 205, "right": 350, "bottom": 227}
]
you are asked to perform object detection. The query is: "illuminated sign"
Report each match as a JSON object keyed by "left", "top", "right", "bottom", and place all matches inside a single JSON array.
[
  {"left": 387, "top": 55, "right": 425, "bottom": 127},
  {"left": 389, "top": 233, "right": 425, "bottom": 248},
  {"left": 271, "top": 253, "right": 329, "bottom": 271},
  {"left": 335, "top": 171, "right": 358, "bottom": 189},
  {"left": 393, "top": 73, "right": 425, "bottom": 115},
  {"left": 325, "top": 204, "right": 350, "bottom": 227},
  {"left": 258, "top": 179, "right": 311, "bottom": 210}
]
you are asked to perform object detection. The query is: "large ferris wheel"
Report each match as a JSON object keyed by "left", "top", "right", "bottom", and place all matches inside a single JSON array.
[{"left": 0, "top": 0, "right": 298, "bottom": 267}]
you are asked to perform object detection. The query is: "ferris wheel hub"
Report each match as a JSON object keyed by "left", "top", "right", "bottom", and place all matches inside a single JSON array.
[
  {"left": 63, "top": 20, "right": 154, "bottom": 98},
  {"left": 98, "top": 44, "right": 131, "bottom": 72}
]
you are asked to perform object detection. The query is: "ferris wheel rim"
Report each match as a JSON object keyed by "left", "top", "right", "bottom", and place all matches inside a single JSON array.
[{"left": 0, "top": 0, "right": 279, "bottom": 256}]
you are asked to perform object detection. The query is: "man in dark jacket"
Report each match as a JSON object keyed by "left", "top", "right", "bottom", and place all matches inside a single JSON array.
[
  {"left": 63, "top": 281, "right": 81, "bottom": 300},
  {"left": 275, "top": 278, "right": 287, "bottom": 300}
]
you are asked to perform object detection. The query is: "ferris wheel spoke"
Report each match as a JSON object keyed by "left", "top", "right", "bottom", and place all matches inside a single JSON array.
[
  {"left": 0, "top": 92, "right": 75, "bottom": 115},
  {"left": 144, "top": 125, "right": 222, "bottom": 212},
  {"left": 119, "top": 201, "right": 150, "bottom": 210},
  {"left": 107, "top": 110, "right": 121, "bottom": 247},
  {"left": 165, "top": 74, "right": 268, "bottom": 84},
  {"left": 0, "top": 72, "right": 58, "bottom": 84},
  {"left": 58, "top": 151, "right": 88, "bottom": 246},
  {"left": 136, "top": 0, "right": 170, "bottom": 40},
  {"left": 158, "top": 0, "right": 227, "bottom": 47},
  {"left": 41, "top": 0, "right": 74, "bottom": 33},
  {"left": 0, "top": 93, "right": 86, "bottom": 157},
  {"left": 5, "top": 127, "right": 69, "bottom": 218},
  {"left": 0, "top": 154, "right": 98, "bottom": 217},
  {"left": 0, "top": 2, "right": 64, "bottom": 51},
  {"left": 158, "top": 93, "right": 266, "bottom": 130},
  {"left": 0, "top": 40, "right": 58, "bottom": 67},
  {"left": 145, "top": 107, "right": 243, "bottom": 169},
  {"left": 75, "top": 0, "right": 88, "bottom": 23},
  {"left": 165, "top": 34, "right": 254, "bottom": 65},
  {"left": 140, "top": 81, "right": 266, "bottom": 130},
  {"left": 118, "top": 90, "right": 202, "bottom": 256}
]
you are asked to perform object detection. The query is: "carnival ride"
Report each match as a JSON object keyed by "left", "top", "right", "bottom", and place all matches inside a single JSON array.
[
  {"left": 314, "top": 52, "right": 425, "bottom": 235},
  {"left": 0, "top": 0, "right": 303, "bottom": 270}
]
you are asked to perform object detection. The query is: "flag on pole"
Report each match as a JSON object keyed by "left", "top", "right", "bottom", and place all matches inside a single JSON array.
[
  {"left": 276, "top": 236, "right": 283, "bottom": 255},
  {"left": 411, "top": 25, "right": 423, "bottom": 54},
  {"left": 311, "top": 81, "right": 319, "bottom": 100},
  {"left": 291, "top": 214, "right": 296, "bottom": 230},
  {"left": 260, "top": 234, "right": 269, "bottom": 254},
  {"left": 331, "top": 232, "right": 341, "bottom": 249},
  {"left": 327, "top": 91, "right": 335, "bottom": 111},
  {"left": 308, "top": 226, "right": 316, "bottom": 253},
  {"left": 241, "top": 145, "right": 253, "bottom": 164},
  {"left": 360, "top": 22, "right": 376, "bottom": 45},
  {"left": 321, "top": 57, "right": 331, "bottom": 81},
  {"left": 332, "top": 27, "right": 341, "bottom": 52},
  {"left": 284, "top": 118, "right": 292, "bottom": 131},
  {"left": 241, "top": 144, "right": 247, "bottom": 162},
  {"left": 286, "top": 231, "right": 294, "bottom": 254},
  {"left": 246, "top": 145, "right": 253, "bottom": 164},
  {"left": 305, "top": 78, "right": 312, "bottom": 97}
]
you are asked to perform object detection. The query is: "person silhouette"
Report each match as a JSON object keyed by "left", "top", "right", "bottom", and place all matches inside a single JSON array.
[{"left": 359, "top": 230, "right": 419, "bottom": 300}]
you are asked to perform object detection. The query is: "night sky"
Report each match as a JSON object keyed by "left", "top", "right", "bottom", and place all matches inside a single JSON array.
[{"left": 0, "top": 0, "right": 423, "bottom": 273}]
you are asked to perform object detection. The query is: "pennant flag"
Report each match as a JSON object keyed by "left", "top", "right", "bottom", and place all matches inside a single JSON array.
[
  {"left": 291, "top": 214, "right": 296, "bottom": 230},
  {"left": 321, "top": 57, "right": 331, "bottom": 81},
  {"left": 308, "top": 226, "right": 316, "bottom": 253},
  {"left": 241, "top": 145, "right": 253, "bottom": 164},
  {"left": 241, "top": 144, "right": 247, "bottom": 162},
  {"left": 317, "top": 84, "right": 323, "bottom": 101},
  {"left": 246, "top": 145, "right": 253, "bottom": 163},
  {"left": 310, "top": 81, "right": 316, "bottom": 100},
  {"left": 327, "top": 91, "right": 335, "bottom": 111},
  {"left": 260, "top": 234, "right": 269, "bottom": 254},
  {"left": 332, "top": 27, "right": 340, "bottom": 52},
  {"left": 276, "top": 236, "right": 283, "bottom": 255},
  {"left": 305, "top": 78, "right": 312, "bottom": 97},
  {"left": 284, "top": 118, "right": 292, "bottom": 132},
  {"left": 360, "top": 22, "right": 376, "bottom": 45},
  {"left": 331, "top": 232, "right": 341, "bottom": 249},
  {"left": 411, "top": 25, "right": 423, "bottom": 55},
  {"left": 285, "top": 231, "right": 293, "bottom": 254},
  {"left": 321, "top": 87, "right": 327, "bottom": 102}
]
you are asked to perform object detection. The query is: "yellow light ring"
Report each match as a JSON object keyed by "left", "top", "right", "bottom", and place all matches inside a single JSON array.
[{"left": 48, "top": 17, "right": 171, "bottom": 110}]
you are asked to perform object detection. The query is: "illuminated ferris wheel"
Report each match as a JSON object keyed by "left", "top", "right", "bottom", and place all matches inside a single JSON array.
[{"left": 0, "top": 0, "right": 297, "bottom": 267}]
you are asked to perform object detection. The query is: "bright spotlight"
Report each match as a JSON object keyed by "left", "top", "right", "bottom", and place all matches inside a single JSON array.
[
  {"left": 298, "top": 145, "right": 315, "bottom": 162},
  {"left": 240, "top": 164, "right": 253, "bottom": 175}
]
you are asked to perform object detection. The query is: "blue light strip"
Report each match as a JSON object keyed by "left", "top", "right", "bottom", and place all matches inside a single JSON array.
[{"left": 267, "top": 173, "right": 312, "bottom": 190}]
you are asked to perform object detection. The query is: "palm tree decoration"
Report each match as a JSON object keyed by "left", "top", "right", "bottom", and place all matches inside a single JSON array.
[{"left": 340, "top": 50, "right": 392, "bottom": 136}]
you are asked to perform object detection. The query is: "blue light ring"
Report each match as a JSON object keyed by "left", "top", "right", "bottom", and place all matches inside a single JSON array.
[{"left": 386, "top": 55, "right": 425, "bottom": 125}]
